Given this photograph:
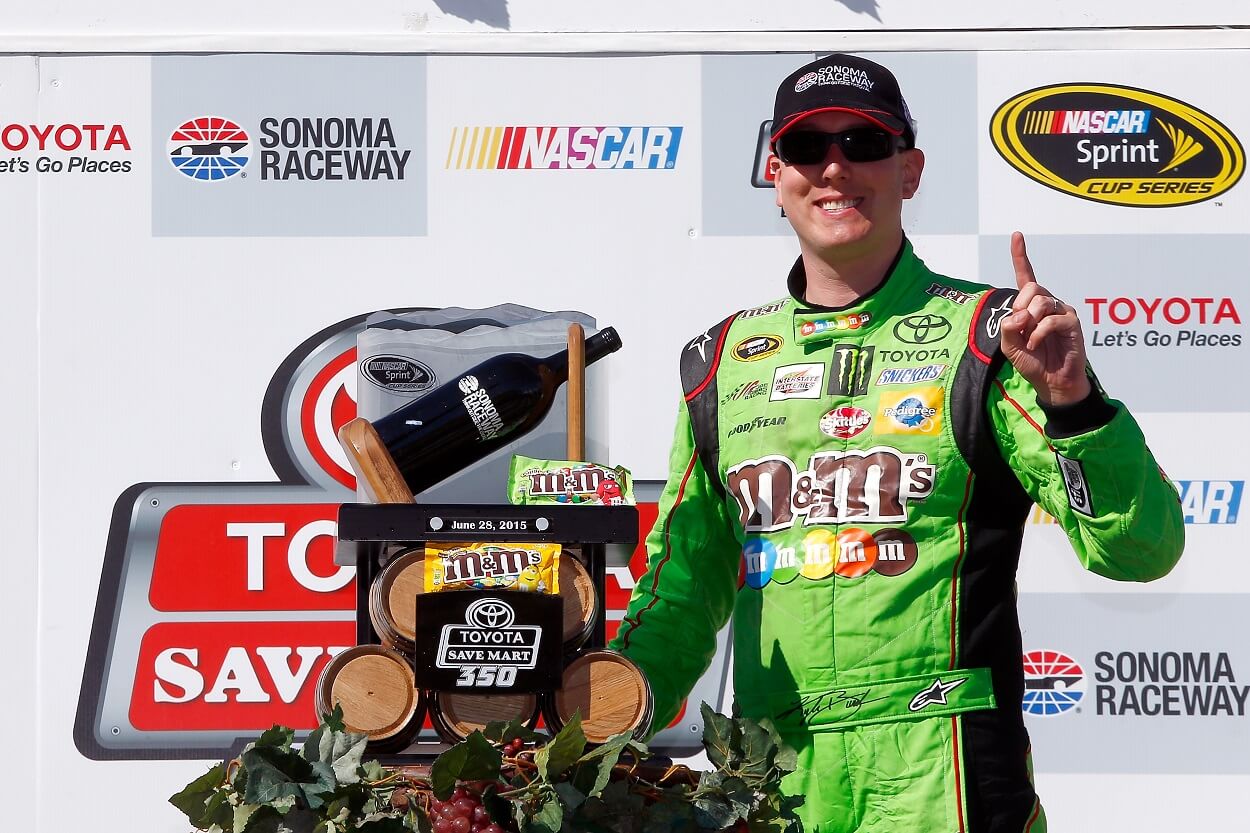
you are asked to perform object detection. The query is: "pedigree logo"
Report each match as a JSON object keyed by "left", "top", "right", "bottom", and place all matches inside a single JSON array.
[{"left": 990, "top": 84, "right": 1244, "bottom": 207}]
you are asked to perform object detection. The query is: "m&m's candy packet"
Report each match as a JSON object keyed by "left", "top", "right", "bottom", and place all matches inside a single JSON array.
[
  {"left": 424, "top": 542, "right": 561, "bottom": 594},
  {"left": 508, "top": 455, "right": 635, "bottom": 506}
]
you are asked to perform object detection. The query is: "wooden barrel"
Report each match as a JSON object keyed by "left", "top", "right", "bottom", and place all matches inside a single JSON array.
[
  {"left": 315, "top": 645, "right": 422, "bottom": 752},
  {"left": 428, "top": 691, "right": 540, "bottom": 744},
  {"left": 368, "top": 549, "right": 426, "bottom": 654},
  {"left": 544, "top": 649, "right": 653, "bottom": 743},
  {"left": 558, "top": 554, "right": 599, "bottom": 653}
]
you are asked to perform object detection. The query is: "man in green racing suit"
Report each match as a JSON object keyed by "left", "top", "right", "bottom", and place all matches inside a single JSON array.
[{"left": 609, "top": 54, "right": 1184, "bottom": 833}]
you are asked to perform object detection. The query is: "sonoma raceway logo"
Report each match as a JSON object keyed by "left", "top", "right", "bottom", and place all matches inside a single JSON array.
[
  {"left": 167, "top": 115, "right": 412, "bottom": 182},
  {"left": 1022, "top": 648, "right": 1250, "bottom": 718},
  {"left": 1022, "top": 649, "right": 1086, "bottom": 716},
  {"left": 168, "top": 117, "right": 251, "bottom": 181}
]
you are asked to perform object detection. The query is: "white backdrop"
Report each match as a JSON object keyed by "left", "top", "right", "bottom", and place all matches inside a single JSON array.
[{"left": 3, "top": 24, "right": 1248, "bottom": 833}]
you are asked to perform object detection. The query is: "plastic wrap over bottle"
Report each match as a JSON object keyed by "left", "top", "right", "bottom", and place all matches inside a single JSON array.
[{"left": 355, "top": 307, "right": 606, "bottom": 504}]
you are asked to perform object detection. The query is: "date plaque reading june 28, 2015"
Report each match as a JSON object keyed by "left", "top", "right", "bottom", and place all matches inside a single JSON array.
[
  {"left": 413, "top": 590, "right": 563, "bottom": 693},
  {"left": 428, "top": 516, "right": 549, "bottom": 534}
]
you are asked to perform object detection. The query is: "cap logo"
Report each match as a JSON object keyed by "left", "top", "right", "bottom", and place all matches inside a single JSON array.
[{"left": 795, "top": 65, "right": 875, "bottom": 94}]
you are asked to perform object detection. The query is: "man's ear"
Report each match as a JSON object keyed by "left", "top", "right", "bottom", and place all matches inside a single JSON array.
[
  {"left": 901, "top": 148, "right": 925, "bottom": 199},
  {"left": 770, "top": 155, "right": 783, "bottom": 207}
]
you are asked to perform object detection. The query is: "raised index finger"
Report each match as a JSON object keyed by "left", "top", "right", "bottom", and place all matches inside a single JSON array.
[{"left": 1011, "top": 230, "right": 1038, "bottom": 290}]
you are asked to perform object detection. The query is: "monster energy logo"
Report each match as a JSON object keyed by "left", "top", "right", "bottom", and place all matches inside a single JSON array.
[{"left": 828, "top": 344, "right": 873, "bottom": 396}]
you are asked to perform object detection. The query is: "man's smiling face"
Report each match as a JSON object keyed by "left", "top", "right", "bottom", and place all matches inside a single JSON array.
[{"left": 772, "top": 111, "right": 924, "bottom": 266}]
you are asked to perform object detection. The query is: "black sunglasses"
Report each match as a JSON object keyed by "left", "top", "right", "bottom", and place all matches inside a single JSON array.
[{"left": 773, "top": 127, "right": 905, "bottom": 165}]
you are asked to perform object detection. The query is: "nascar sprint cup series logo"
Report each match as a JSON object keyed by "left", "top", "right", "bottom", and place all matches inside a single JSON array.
[{"left": 990, "top": 84, "right": 1244, "bottom": 206}]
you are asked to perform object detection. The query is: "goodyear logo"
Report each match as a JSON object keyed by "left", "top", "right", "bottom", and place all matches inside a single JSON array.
[
  {"left": 446, "top": 126, "right": 682, "bottom": 170},
  {"left": 990, "top": 84, "right": 1244, "bottom": 207}
]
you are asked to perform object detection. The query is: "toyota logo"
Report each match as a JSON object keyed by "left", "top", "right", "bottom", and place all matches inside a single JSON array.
[
  {"left": 465, "top": 597, "right": 515, "bottom": 629},
  {"left": 893, "top": 314, "right": 951, "bottom": 345}
]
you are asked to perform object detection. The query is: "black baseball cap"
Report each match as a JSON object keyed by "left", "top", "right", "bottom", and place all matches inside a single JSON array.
[{"left": 771, "top": 54, "right": 916, "bottom": 147}]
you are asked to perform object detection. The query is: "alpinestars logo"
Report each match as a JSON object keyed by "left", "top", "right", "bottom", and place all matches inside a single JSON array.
[{"left": 908, "top": 677, "right": 968, "bottom": 712}]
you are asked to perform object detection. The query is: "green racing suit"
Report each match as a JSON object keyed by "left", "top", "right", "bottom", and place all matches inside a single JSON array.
[{"left": 609, "top": 241, "right": 1184, "bottom": 833}]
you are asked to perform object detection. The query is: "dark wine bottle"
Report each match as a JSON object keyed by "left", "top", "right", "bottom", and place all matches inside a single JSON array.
[{"left": 371, "top": 327, "right": 622, "bottom": 496}]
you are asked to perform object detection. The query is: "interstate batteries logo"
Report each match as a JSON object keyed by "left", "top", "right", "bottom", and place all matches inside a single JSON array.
[
  {"left": 168, "top": 117, "right": 250, "bottom": 181},
  {"left": 990, "top": 84, "right": 1245, "bottom": 206},
  {"left": 445, "top": 126, "right": 683, "bottom": 170}
]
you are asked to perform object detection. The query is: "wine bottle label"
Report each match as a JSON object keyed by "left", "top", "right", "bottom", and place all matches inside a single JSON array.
[
  {"left": 458, "top": 375, "right": 506, "bottom": 440},
  {"left": 508, "top": 454, "right": 635, "bottom": 506},
  {"left": 424, "top": 542, "right": 562, "bottom": 594}
]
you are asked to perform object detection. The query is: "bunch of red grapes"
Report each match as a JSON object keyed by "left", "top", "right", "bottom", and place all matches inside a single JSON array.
[{"left": 428, "top": 787, "right": 506, "bottom": 833}]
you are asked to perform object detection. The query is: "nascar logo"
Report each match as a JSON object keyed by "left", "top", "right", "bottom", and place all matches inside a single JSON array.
[
  {"left": 1022, "top": 649, "right": 1086, "bottom": 716},
  {"left": 1176, "top": 480, "right": 1243, "bottom": 524},
  {"left": 446, "top": 126, "right": 682, "bottom": 170},
  {"left": 1021, "top": 109, "right": 1151, "bottom": 134}
]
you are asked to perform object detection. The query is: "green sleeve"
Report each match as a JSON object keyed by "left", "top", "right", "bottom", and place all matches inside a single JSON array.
[
  {"left": 987, "top": 363, "right": 1184, "bottom": 582},
  {"left": 608, "top": 399, "right": 741, "bottom": 735}
]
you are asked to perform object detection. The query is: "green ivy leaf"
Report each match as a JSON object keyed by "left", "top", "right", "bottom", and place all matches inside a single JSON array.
[
  {"left": 202, "top": 788, "right": 235, "bottom": 831},
  {"left": 746, "top": 791, "right": 803, "bottom": 833},
  {"left": 536, "top": 712, "right": 586, "bottom": 782},
  {"left": 256, "top": 725, "right": 296, "bottom": 751},
  {"left": 572, "top": 731, "right": 631, "bottom": 798},
  {"left": 699, "top": 703, "right": 738, "bottom": 772},
  {"left": 356, "top": 815, "right": 414, "bottom": 833},
  {"left": 693, "top": 796, "right": 738, "bottom": 831},
  {"left": 553, "top": 781, "right": 587, "bottom": 811},
  {"left": 276, "top": 808, "right": 320, "bottom": 833},
  {"left": 407, "top": 806, "right": 431, "bottom": 833},
  {"left": 359, "top": 760, "right": 387, "bottom": 782},
  {"left": 645, "top": 797, "right": 696, "bottom": 833},
  {"left": 322, "top": 703, "right": 346, "bottom": 733},
  {"left": 529, "top": 795, "right": 564, "bottom": 833},
  {"left": 303, "top": 761, "right": 339, "bottom": 809},
  {"left": 238, "top": 804, "right": 283, "bottom": 833},
  {"left": 234, "top": 802, "right": 263, "bottom": 831},
  {"left": 304, "top": 728, "right": 369, "bottom": 786},
  {"left": 168, "top": 763, "right": 227, "bottom": 827},
  {"left": 429, "top": 731, "right": 502, "bottom": 800},
  {"left": 241, "top": 745, "right": 316, "bottom": 806},
  {"left": 598, "top": 779, "right": 645, "bottom": 818},
  {"left": 719, "top": 776, "right": 754, "bottom": 821},
  {"left": 737, "top": 720, "right": 776, "bottom": 781},
  {"left": 480, "top": 783, "right": 512, "bottom": 827},
  {"left": 483, "top": 718, "right": 544, "bottom": 745},
  {"left": 756, "top": 719, "right": 797, "bottom": 776}
]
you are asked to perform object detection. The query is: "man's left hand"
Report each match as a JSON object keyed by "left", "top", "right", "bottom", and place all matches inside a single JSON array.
[{"left": 998, "top": 231, "right": 1092, "bottom": 406}]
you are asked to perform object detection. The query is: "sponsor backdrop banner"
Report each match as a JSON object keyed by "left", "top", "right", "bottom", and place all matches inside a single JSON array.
[{"left": 6, "top": 49, "right": 1246, "bottom": 833}]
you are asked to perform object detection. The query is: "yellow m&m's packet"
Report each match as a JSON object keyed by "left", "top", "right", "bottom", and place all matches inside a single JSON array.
[{"left": 424, "top": 542, "right": 561, "bottom": 594}]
